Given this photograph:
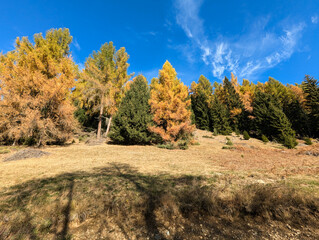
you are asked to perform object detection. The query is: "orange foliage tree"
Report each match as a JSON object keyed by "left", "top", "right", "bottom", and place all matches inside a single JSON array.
[
  {"left": 149, "top": 61, "right": 194, "bottom": 143},
  {"left": 0, "top": 28, "right": 77, "bottom": 146}
]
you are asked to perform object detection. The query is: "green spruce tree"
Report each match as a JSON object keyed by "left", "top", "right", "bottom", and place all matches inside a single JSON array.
[
  {"left": 302, "top": 75, "right": 319, "bottom": 137},
  {"left": 190, "top": 75, "right": 212, "bottom": 130},
  {"left": 209, "top": 96, "right": 232, "bottom": 135},
  {"left": 191, "top": 91, "right": 210, "bottom": 130},
  {"left": 253, "top": 90, "right": 297, "bottom": 148},
  {"left": 109, "top": 75, "right": 154, "bottom": 144}
]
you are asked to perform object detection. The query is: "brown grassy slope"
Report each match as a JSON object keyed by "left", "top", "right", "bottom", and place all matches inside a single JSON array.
[
  {"left": 0, "top": 130, "right": 318, "bottom": 189},
  {"left": 0, "top": 129, "right": 319, "bottom": 239}
]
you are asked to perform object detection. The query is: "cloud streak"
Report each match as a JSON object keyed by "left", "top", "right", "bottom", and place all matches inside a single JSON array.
[
  {"left": 174, "top": 0, "right": 305, "bottom": 80},
  {"left": 73, "top": 39, "right": 81, "bottom": 50}
]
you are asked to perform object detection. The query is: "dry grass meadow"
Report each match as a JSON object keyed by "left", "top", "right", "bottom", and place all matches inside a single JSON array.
[{"left": 0, "top": 129, "right": 319, "bottom": 239}]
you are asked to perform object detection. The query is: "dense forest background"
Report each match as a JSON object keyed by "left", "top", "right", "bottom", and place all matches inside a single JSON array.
[{"left": 0, "top": 29, "right": 318, "bottom": 149}]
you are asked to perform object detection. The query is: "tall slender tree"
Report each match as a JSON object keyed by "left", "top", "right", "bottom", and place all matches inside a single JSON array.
[
  {"left": 190, "top": 75, "right": 212, "bottom": 130},
  {"left": 302, "top": 75, "right": 319, "bottom": 137},
  {"left": 149, "top": 61, "right": 194, "bottom": 143},
  {"left": 79, "top": 42, "right": 132, "bottom": 139},
  {"left": 209, "top": 96, "right": 232, "bottom": 135}
]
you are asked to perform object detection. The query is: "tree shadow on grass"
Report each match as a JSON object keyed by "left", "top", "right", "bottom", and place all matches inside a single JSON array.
[{"left": 0, "top": 163, "right": 318, "bottom": 240}]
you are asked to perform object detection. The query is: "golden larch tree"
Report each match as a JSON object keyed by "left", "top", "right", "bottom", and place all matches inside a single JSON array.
[
  {"left": 78, "top": 42, "right": 132, "bottom": 139},
  {"left": 149, "top": 61, "right": 194, "bottom": 142},
  {"left": 0, "top": 28, "right": 77, "bottom": 146}
]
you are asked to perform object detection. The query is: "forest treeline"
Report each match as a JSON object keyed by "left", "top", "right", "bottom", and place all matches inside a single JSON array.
[{"left": 0, "top": 28, "right": 318, "bottom": 149}]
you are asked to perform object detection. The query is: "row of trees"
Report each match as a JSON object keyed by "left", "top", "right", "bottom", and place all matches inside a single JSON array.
[
  {"left": 0, "top": 29, "right": 194, "bottom": 147},
  {"left": 1, "top": 28, "right": 318, "bottom": 148},
  {"left": 191, "top": 74, "right": 319, "bottom": 148}
]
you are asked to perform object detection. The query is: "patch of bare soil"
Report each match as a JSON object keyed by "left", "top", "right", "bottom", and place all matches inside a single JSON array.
[{"left": 4, "top": 149, "right": 50, "bottom": 162}]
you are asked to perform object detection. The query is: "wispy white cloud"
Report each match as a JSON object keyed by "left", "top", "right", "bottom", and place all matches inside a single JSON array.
[
  {"left": 174, "top": 0, "right": 305, "bottom": 80},
  {"left": 73, "top": 39, "right": 81, "bottom": 50},
  {"left": 311, "top": 15, "right": 318, "bottom": 24}
]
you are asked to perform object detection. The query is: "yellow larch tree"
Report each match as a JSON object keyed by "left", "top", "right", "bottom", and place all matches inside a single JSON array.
[
  {"left": 0, "top": 28, "right": 77, "bottom": 146},
  {"left": 78, "top": 42, "right": 132, "bottom": 139},
  {"left": 149, "top": 61, "right": 194, "bottom": 143}
]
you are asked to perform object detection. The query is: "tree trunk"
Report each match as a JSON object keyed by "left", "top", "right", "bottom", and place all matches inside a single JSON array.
[
  {"left": 37, "top": 138, "right": 42, "bottom": 148},
  {"left": 97, "top": 103, "right": 104, "bottom": 139},
  {"left": 105, "top": 115, "right": 112, "bottom": 137}
]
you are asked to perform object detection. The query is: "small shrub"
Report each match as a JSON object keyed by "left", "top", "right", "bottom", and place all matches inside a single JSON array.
[
  {"left": 157, "top": 143, "right": 175, "bottom": 150},
  {"left": 282, "top": 134, "right": 298, "bottom": 149},
  {"left": 178, "top": 140, "right": 189, "bottom": 150},
  {"left": 213, "top": 128, "right": 218, "bottom": 136},
  {"left": 243, "top": 131, "right": 250, "bottom": 140},
  {"left": 235, "top": 128, "right": 240, "bottom": 136},
  {"left": 79, "top": 135, "right": 89, "bottom": 142},
  {"left": 191, "top": 141, "right": 200, "bottom": 146},
  {"left": 304, "top": 137, "right": 313, "bottom": 145},
  {"left": 261, "top": 135, "right": 269, "bottom": 143},
  {"left": 226, "top": 137, "right": 233, "bottom": 146},
  {"left": 202, "top": 135, "right": 213, "bottom": 139},
  {"left": 222, "top": 146, "right": 235, "bottom": 149}
]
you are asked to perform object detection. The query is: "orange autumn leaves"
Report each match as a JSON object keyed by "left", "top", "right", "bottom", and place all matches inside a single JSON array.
[
  {"left": 0, "top": 29, "right": 77, "bottom": 145},
  {"left": 149, "top": 61, "right": 194, "bottom": 142}
]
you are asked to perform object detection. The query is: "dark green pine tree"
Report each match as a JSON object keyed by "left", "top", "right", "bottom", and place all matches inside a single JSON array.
[
  {"left": 191, "top": 75, "right": 213, "bottom": 130},
  {"left": 253, "top": 90, "right": 297, "bottom": 148},
  {"left": 284, "top": 99, "right": 310, "bottom": 137},
  {"left": 302, "top": 75, "right": 319, "bottom": 137},
  {"left": 191, "top": 91, "right": 210, "bottom": 130},
  {"left": 109, "top": 75, "right": 154, "bottom": 145},
  {"left": 209, "top": 96, "right": 232, "bottom": 135}
]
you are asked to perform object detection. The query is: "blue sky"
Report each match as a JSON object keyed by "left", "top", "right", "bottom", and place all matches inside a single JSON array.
[{"left": 1, "top": 0, "right": 318, "bottom": 85}]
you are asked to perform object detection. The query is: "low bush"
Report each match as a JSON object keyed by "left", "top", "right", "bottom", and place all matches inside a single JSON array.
[
  {"left": 282, "top": 134, "right": 298, "bottom": 149},
  {"left": 177, "top": 140, "right": 189, "bottom": 150},
  {"left": 226, "top": 137, "right": 233, "bottom": 146},
  {"left": 202, "top": 135, "right": 213, "bottom": 139},
  {"left": 243, "top": 131, "right": 250, "bottom": 140},
  {"left": 304, "top": 137, "right": 313, "bottom": 145},
  {"left": 213, "top": 128, "right": 218, "bottom": 136},
  {"left": 261, "top": 135, "right": 269, "bottom": 143},
  {"left": 157, "top": 143, "right": 175, "bottom": 150},
  {"left": 222, "top": 146, "right": 235, "bottom": 149}
]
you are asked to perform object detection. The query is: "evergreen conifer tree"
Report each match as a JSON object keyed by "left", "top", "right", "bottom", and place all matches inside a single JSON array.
[
  {"left": 221, "top": 77, "right": 244, "bottom": 130},
  {"left": 190, "top": 75, "right": 212, "bottom": 130},
  {"left": 109, "top": 75, "right": 154, "bottom": 144},
  {"left": 302, "top": 75, "right": 319, "bottom": 137},
  {"left": 209, "top": 96, "right": 232, "bottom": 135},
  {"left": 253, "top": 91, "right": 297, "bottom": 148},
  {"left": 191, "top": 91, "right": 210, "bottom": 130}
]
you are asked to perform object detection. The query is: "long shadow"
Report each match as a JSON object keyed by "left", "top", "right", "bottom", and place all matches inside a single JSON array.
[
  {"left": 60, "top": 177, "right": 74, "bottom": 239},
  {"left": 112, "top": 163, "right": 165, "bottom": 240},
  {"left": 0, "top": 163, "right": 318, "bottom": 240}
]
